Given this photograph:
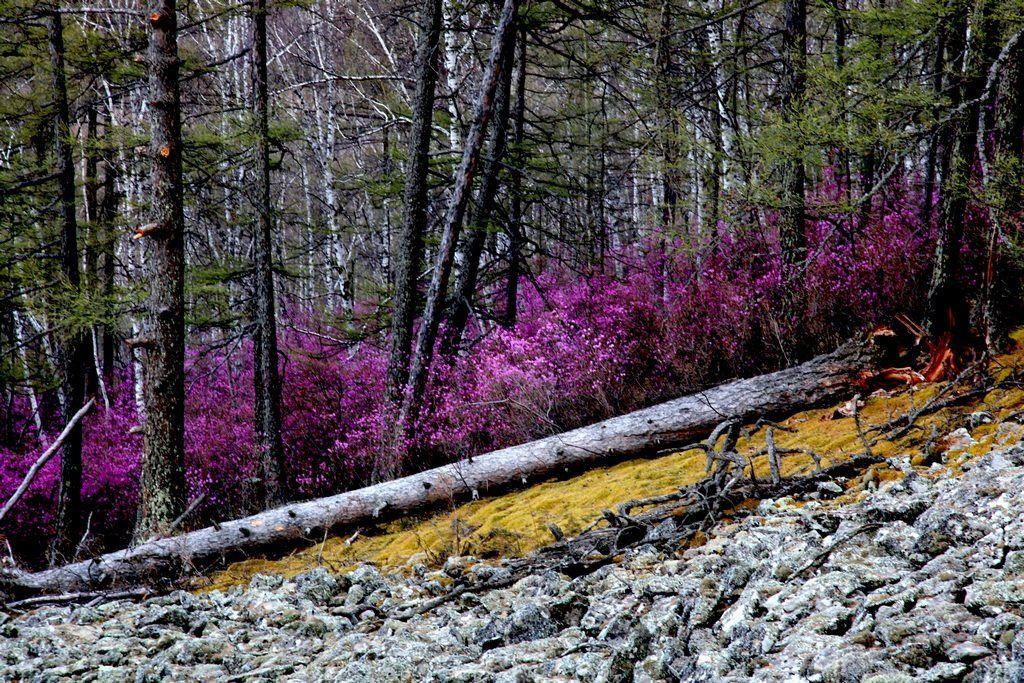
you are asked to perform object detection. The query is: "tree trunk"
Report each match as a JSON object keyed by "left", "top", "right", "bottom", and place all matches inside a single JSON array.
[
  {"left": 99, "top": 131, "right": 118, "bottom": 378},
  {"left": 504, "top": 29, "right": 527, "bottom": 327},
  {"left": 252, "top": 0, "right": 285, "bottom": 508},
  {"left": 443, "top": 30, "right": 517, "bottom": 354},
  {"left": 655, "top": 0, "right": 679, "bottom": 231},
  {"left": 833, "top": 0, "right": 851, "bottom": 209},
  {"left": 47, "top": 7, "right": 89, "bottom": 566},
  {"left": 3, "top": 336, "right": 889, "bottom": 596},
  {"left": 397, "top": 0, "right": 520, "bottom": 445},
  {"left": 982, "top": 35, "right": 1024, "bottom": 349},
  {"left": 925, "top": 0, "right": 997, "bottom": 344},
  {"left": 135, "top": 0, "right": 187, "bottom": 542},
  {"left": 779, "top": 0, "right": 807, "bottom": 272},
  {"left": 696, "top": 15, "right": 723, "bottom": 240},
  {"left": 83, "top": 106, "right": 100, "bottom": 398},
  {"left": 920, "top": 12, "right": 947, "bottom": 228},
  {"left": 384, "top": 0, "right": 443, "bottom": 408}
]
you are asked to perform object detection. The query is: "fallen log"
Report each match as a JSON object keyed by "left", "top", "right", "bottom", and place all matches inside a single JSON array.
[{"left": 1, "top": 335, "right": 890, "bottom": 598}]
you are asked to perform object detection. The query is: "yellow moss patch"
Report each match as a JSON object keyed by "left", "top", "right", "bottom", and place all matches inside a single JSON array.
[{"left": 201, "top": 333, "right": 1024, "bottom": 593}]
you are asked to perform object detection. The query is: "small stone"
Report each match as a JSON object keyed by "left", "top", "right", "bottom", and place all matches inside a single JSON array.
[
  {"left": 506, "top": 602, "right": 559, "bottom": 644},
  {"left": 1003, "top": 550, "right": 1024, "bottom": 576},
  {"left": 346, "top": 564, "right": 385, "bottom": 592},
  {"left": 139, "top": 606, "right": 190, "bottom": 630},
  {"left": 920, "top": 663, "right": 968, "bottom": 683},
  {"left": 293, "top": 567, "right": 341, "bottom": 604},
  {"left": 248, "top": 573, "right": 284, "bottom": 591},
  {"left": 473, "top": 617, "right": 508, "bottom": 650},
  {"left": 947, "top": 640, "right": 991, "bottom": 662},
  {"left": 817, "top": 481, "right": 843, "bottom": 496},
  {"left": 442, "top": 555, "right": 476, "bottom": 578},
  {"left": 862, "top": 674, "right": 915, "bottom": 683}
]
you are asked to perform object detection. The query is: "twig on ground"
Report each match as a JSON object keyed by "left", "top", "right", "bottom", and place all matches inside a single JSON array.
[
  {"left": 332, "top": 602, "right": 387, "bottom": 623},
  {"left": 744, "top": 418, "right": 797, "bottom": 438},
  {"left": 73, "top": 512, "right": 94, "bottom": 563},
  {"left": 5, "top": 587, "right": 149, "bottom": 611},
  {"left": 851, "top": 394, "right": 874, "bottom": 458},
  {"left": 869, "top": 364, "right": 984, "bottom": 441},
  {"left": 792, "top": 523, "right": 882, "bottom": 578},
  {"left": 766, "top": 427, "right": 782, "bottom": 484},
  {"left": 316, "top": 527, "right": 330, "bottom": 565}
]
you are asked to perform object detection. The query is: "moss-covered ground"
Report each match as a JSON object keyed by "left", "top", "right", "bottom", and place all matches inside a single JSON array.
[{"left": 202, "top": 330, "right": 1024, "bottom": 592}]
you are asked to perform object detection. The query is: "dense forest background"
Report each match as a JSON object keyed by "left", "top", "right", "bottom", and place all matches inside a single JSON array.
[{"left": 0, "top": 0, "right": 1021, "bottom": 567}]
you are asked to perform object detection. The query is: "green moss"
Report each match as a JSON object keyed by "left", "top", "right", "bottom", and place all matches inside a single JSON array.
[{"left": 201, "top": 332, "right": 1024, "bottom": 593}]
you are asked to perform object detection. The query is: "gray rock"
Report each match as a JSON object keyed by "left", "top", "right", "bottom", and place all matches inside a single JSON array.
[
  {"left": 6, "top": 445, "right": 1024, "bottom": 682},
  {"left": 505, "top": 603, "right": 559, "bottom": 644},
  {"left": 294, "top": 567, "right": 343, "bottom": 604},
  {"left": 474, "top": 617, "right": 509, "bottom": 650},
  {"left": 598, "top": 621, "right": 651, "bottom": 683}
]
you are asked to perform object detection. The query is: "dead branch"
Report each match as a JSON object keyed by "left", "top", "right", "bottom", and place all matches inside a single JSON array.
[
  {"left": 166, "top": 493, "right": 206, "bottom": 537},
  {"left": 384, "top": 453, "right": 883, "bottom": 623},
  {"left": 5, "top": 587, "right": 149, "bottom": 611},
  {"left": 792, "top": 523, "right": 882, "bottom": 579},
  {"left": 869, "top": 364, "right": 987, "bottom": 441},
  {"left": 765, "top": 427, "right": 782, "bottom": 484},
  {"left": 851, "top": 394, "right": 874, "bottom": 458},
  {"left": 0, "top": 398, "right": 96, "bottom": 524}
]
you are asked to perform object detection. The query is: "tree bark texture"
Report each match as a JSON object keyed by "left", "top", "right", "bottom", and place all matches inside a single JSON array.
[
  {"left": 135, "top": 0, "right": 187, "bottom": 542},
  {"left": 443, "top": 29, "right": 517, "bottom": 354},
  {"left": 384, "top": 0, "right": 443, "bottom": 407},
  {"left": 397, "top": 0, "right": 520, "bottom": 441},
  {"left": 779, "top": 0, "right": 807, "bottom": 271},
  {"left": 252, "top": 0, "right": 286, "bottom": 507},
  {"left": 47, "top": 7, "right": 89, "bottom": 565}
]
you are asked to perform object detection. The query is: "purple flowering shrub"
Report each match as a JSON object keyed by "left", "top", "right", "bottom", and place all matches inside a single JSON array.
[{"left": 0, "top": 177, "right": 944, "bottom": 565}]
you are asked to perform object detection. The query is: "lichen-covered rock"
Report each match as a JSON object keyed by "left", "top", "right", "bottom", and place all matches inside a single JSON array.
[{"left": 7, "top": 443, "right": 1024, "bottom": 681}]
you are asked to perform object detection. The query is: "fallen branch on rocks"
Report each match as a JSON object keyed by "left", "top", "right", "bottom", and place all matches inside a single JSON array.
[
  {"left": 868, "top": 364, "right": 984, "bottom": 441},
  {"left": 4, "top": 587, "right": 149, "bottom": 612},
  {"left": 387, "top": 452, "right": 882, "bottom": 622},
  {"left": 791, "top": 522, "right": 882, "bottom": 579},
  {"left": 1, "top": 336, "right": 892, "bottom": 600},
  {"left": 868, "top": 361, "right": 1020, "bottom": 443}
]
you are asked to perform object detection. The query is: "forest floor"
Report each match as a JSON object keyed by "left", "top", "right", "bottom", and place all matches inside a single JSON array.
[
  {"left": 204, "top": 329, "right": 1024, "bottom": 592},
  {"left": 4, "top": 332, "right": 1024, "bottom": 681}
]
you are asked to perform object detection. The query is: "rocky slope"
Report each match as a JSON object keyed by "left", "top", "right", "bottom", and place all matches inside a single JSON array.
[{"left": 5, "top": 433, "right": 1024, "bottom": 681}]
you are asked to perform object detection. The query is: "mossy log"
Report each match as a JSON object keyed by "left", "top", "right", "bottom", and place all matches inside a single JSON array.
[{"left": 2, "top": 335, "right": 889, "bottom": 598}]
